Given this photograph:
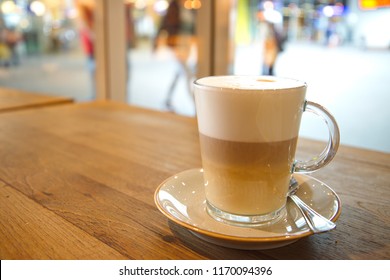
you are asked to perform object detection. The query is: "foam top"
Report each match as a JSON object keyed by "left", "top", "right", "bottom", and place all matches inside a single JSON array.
[
  {"left": 194, "top": 76, "right": 307, "bottom": 142},
  {"left": 195, "top": 75, "right": 305, "bottom": 91}
]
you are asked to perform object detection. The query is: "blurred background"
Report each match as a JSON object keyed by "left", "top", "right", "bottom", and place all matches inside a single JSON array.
[{"left": 0, "top": 0, "right": 389, "bottom": 153}]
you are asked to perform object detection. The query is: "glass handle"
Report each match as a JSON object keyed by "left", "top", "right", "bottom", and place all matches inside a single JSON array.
[{"left": 293, "top": 101, "right": 340, "bottom": 173}]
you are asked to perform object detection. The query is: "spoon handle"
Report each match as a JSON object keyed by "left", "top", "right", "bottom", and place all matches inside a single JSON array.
[{"left": 289, "top": 194, "right": 336, "bottom": 234}]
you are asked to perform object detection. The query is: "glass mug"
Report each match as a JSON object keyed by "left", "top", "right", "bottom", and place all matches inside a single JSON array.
[{"left": 193, "top": 75, "right": 340, "bottom": 227}]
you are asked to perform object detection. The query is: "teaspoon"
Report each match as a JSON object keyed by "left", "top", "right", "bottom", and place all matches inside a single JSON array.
[{"left": 288, "top": 177, "right": 336, "bottom": 234}]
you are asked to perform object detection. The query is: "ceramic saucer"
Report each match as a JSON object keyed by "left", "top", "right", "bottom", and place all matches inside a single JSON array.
[{"left": 154, "top": 168, "right": 341, "bottom": 250}]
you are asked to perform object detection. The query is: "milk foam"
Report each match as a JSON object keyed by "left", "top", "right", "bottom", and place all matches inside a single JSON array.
[
  {"left": 194, "top": 76, "right": 307, "bottom": 142},
  {"left": 195, "top": 75, "right": 305, "bottom": 90}
]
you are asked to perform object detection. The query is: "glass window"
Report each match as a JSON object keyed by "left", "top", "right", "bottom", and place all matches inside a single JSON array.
[
  {"left": 229, "top": 0, "right": 390, "bottom": 152},
  {"left": 0, "top": 0, "right": 93, "bottom": 101},
  {"left": 1, "top": 0, "right": 389, "bottom": 152}
]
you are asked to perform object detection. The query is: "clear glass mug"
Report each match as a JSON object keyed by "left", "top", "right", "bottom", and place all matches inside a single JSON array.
[{"left": 193, "top": 75, "right": 340, "bottom": 227}]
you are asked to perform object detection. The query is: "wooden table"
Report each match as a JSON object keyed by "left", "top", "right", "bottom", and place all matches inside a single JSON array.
[
  {"left": 0, "top": 101, "right": 389, "bottom": 259},
  {"left": 0, "top": 88, "right": 73, "bottom": 113}
]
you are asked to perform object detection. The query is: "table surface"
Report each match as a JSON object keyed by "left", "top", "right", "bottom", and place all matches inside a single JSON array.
[
  {"left": 0, "top": 88, "right": 73, "bottom": 113},
  {"left": 0, "top": 101, "right": 389, "bottom": 260}
]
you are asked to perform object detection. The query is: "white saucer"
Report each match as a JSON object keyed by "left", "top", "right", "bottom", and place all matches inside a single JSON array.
[{"left": 154, "top": 168, "right": 341, "bottom": 250}]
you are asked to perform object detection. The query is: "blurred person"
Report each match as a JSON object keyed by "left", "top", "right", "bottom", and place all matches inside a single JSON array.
[
  {"left": 153, "top": 0, "right": 197, "bottom": 112},
  {"left": 325, "top": 19, "right": 337, "bottom": 47},
  {"left": 124, "top": 2, "right": 135, "bottom": 97},
  {"left": 4, "top": 27, "right": 22, "bottom": 66},
  {"left": 0, "top": 28, "right": 11, "bottom": 66},
  {"left": 257, "top": 3, "right": 285, "bottom": 76},
  {"left": 325, "top": 18, "right": 344, "bottom": 47},
  {"left": 261, "top": 21, "right": 284, "bottom": 76},
  {"left": 75, "top": 0, "right": 96, "bottom": 97},
  {"left": 76, "top": 0, "right": 133, "bottom": 99}
]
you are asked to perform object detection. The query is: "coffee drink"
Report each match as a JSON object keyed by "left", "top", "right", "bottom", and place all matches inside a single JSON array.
[
  {"left": 194, "top": 76, "right": 306, "bottom": 223},
  {"left": 200, "top": 133, "right": 298, "bottom": 215}
]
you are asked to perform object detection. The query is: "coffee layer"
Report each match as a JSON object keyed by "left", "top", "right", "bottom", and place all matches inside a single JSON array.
[{"left": 200, "top": 133, "right": 297, "bottom": 215}]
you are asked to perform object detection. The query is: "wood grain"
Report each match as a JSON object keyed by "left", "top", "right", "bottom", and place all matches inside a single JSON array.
[
  {"left": 0, "top": 181, "right": 126, "bottom": 259},
  {"left": 0, "top": 101, "right": 388, "bottom": 259}
]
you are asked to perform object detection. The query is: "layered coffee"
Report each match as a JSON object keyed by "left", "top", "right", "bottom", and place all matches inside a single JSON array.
[
  {"left": 194, "top": 76, "right": 307, "bottom": 221},
  {"left": 200, "top": 133, "right": 298, "bottom": 215}
]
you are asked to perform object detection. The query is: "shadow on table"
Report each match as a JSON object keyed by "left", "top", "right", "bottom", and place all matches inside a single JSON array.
[{"left": 167, "top": 220, "right": 329, "bottom": 260}]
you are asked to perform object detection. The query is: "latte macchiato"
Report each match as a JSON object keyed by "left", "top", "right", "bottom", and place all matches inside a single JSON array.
[
  {"left": 194, "top": 75, "right": 339, "bottom": 226},
  {"left": 195, "top": 76, "right": 306, "bottom": 220}
]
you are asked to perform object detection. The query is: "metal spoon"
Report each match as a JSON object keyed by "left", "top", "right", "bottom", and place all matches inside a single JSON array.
[{"left": 288, "top": 177, "right": 336, "bottom": 233}]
